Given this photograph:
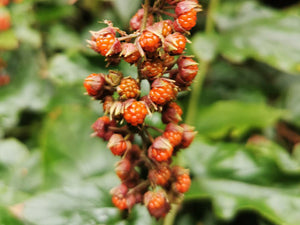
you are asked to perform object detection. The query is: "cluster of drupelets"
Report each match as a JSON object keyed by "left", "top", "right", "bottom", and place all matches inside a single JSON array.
[
  {"left": 0, "top": 0, "right": 21, "bottom": 86},
  {"left": 84, "top": 0, "right": 201, "bottom": 219}
]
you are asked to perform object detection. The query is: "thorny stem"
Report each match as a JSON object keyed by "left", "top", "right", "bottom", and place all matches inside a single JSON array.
[{"left": 164, "top": 0, "right": 219, "bottom": 224}]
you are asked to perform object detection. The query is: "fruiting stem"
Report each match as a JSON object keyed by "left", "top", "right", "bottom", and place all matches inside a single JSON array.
[
  {"left": 164, "top": 0, "right": 219, "bottom": 224},
  {"left": 146, "top": 125, "right": 164, "bottom": 133},
  {"left": 141, "top": 0, "right": 151, "bottom": 31},
  {"left": 153, "top": 9, "right": 177, "bottom": 18},
  {"left": 118, "top": 32, "right": 141, "bottom": 41},
  {"left": 128, "top": 180, "right": 150, "bottom": 195}
]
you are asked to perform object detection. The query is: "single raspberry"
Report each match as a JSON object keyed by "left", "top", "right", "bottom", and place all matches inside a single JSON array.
[
  {"left": 107, "top": 134, "right": 132, "bottom": 156},
  {"left": 164, "top": 32, "right": 186, "bottom": 55},
  {"left": 149, "top": 79, "right": 177, "bottom": 106},
  {"left": 163, "top": 123, "right": 184, "bottom": 147},
  {"left": 162, "top": 102, "right": 183, "bottom": 124},
  {"left": 0, "top": 11, "right": 10, "bottom": 31},
  {"left": 92, "top": 116, "right": 116, "bottom": 141},
  {"left": 148, "top": 165, "right": 171, "bottom": 186},
  {"left": 115, "top": 158, "right": 132, "bottom": 180},
  {"left": 174, "top": 173, "right": 191, "bottom": 193},
  {"left": 172, "top": 166, "right": 191, "bottom": 193},
  {"left": 130, "top": 8, "right": 154, "bottom": 31},
  {"left": 180, "top": 124, "right": 197, "bottom": 148},
  {"left": 139, "top": 31, "right": 161, "bottom": 53},
  {"left": 124, "top": 101, "right": 148, "bottom": 126},
  {"left": 111, "top": 184, "right": 128, "bottom": 210},
  {"left": 174, "top": 9, "right": 197, "bottom": 32},
  {"left": 117, "top": 77, "right": 140, "bottom": 99},
  {"left": 141, "top": 60, "right": 164, "bottom": 80},
  {"left": 162, "top": 20, "right": 173, "bottom": 37},
  {"left": 144, "top": 190, "right": 171, "bottom": 219},
  {"left": 121, "top": 43, "right": 141, "bottom": 64},
  {"left": 83, "top": 73, "right": 105, "bottom": 96},
  {"left": 95, "top": 33, "right": 121, "bottom": 56},
  {"left": 148, "top": 136, "right": 173, "bottom": 162},
  {"left": 175, "top": 1, "right": 201, "bottom": 16},
  {"left": 160, "top": 53, "right": 176, "bottom": 70}
]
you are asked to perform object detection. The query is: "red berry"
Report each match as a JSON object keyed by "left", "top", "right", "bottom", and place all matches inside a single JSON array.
[
  {"left": 96, "top": 33, "right": 121, "bottom": 56},
  {"left": 149, "top": 79, "right": 177, "bottom": 106},
  {"left": 163, "top": 123, "right": 184, "bottom": 147},
  {"left": 148, "top": 136, "right": 173, "bottom": 162},
  {"left": 117, "top": 77, "right": 140, "bottom": 99},
  {"left": 174, "top": 173, "right": 191, "bottom": 193},
  {"left": 124, "top": 101, "right": 148, "bottom": 126},
  {"left": 139, "top": 31, "right": 161, "bottom": 53},
  {"left": 162, "top": 102, "right": 183, "bottom": 124},
  {"left": 0, "top": 11, "right": 10, "bottom": 31},
  {"left": 174, "top": 9, "right": 197, "bottom": 32},
  {"left": 144, "top": 190, "right": 171, "bottom": 219},
  {"left": 176, "top": 56, "right": 198, "bottom": 86},
  {"left": 111, "top": 184, "right": 128, "bottom": 210},
  {"left": 141, "top": 60, "right": 164, "bottom": 80},
  {"left": 84, "top": 73, "right": 105, "bottom": 96},
  {"left": 164, "top": 32, "right": 186, "bottom": 55},
  {"left": 175, "top": 1, "right": 201, "bottom": 16},
  {"left": 148, "top": 165, "right": 171, "bottom": 186},
  {"left": 107, "top": 134, "right": 131, "bottom": 156},
  {"left": 130, "top": 8, "right": 154, "bottom": 31},
  {"left": 162, "top": 20, "right": 173, "bottom": 37},
  {"left": 172, "top": 166, "right": 191, "bottom": 193}
]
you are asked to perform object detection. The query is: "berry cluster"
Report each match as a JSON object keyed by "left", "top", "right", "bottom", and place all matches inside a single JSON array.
[{"left": 84, "top": 0, "right": 201, "bottom": 219}]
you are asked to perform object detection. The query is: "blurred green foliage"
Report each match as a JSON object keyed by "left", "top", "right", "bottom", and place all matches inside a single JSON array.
[{"left": 1, "top": 0, "right": 300, "bottom": 224}]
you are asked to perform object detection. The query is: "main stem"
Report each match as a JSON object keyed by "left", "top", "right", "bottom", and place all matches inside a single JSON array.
[{"left": 163, "top": 0, "right": 219, "bottom": 224}]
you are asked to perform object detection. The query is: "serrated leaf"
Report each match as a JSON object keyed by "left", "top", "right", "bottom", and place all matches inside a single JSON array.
[
  {"left": 196, "top": 100, "right": 284, "bottom": 138},
  {"left": 215, "top": 1, "right": 300, "bottom": 74}
]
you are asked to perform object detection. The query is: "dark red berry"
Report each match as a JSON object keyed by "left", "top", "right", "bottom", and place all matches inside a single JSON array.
[
  {"left": 150, "top": 79, "right": 177, "bottom": 106},
  {"left": 148, "top": 136, "right": 173, "bottom": 162},
  {"left": 164, "top": 32, "right": 186, "bottom": 55},
  {"left": 141, "top": 60, "right": 164, "bottom": 80},
  {"left": 139, "top": 31, "right": 161, "bottom": 53},
  {"left": 162, "top": 102, "right": 183, "bottom": 124},
  {"left": 144, "top": 190, "right": 171, "bottom": 219},
  {"left": 130, "top": 8, "right": 154, "bottom": 31},
  {"left": 107, "top": 134, "right": 131, "bottom": 156},
  {"left": 84, "top": 73, "right": 105, "bottom": 96}
]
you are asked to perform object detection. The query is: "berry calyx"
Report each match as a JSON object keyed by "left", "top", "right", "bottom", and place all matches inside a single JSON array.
[
  {"left": 92, "top": 116, "right": 116, "bottom": 141},
  {"left": 130, "top": 8, "right": 154, "bottom": 31},
  {"left": 121, "top": 43, "right": 141, "bottom": 64},
  {"left": 139, "top": 31, "right": 161, "bottom": 53},
  {"left": 115, "top": 158, "right": 132, "bottom": 180},
  {"left": 150, "top": 79, "right": 177, "bottom": 106},
  {"left": 163, "top": 123, "right": 184, "bottom": 147},
  {"left": 124, "top": 101, "right": 148, "bottom": 126},
  {"left": 117, "top": 77, "right": 140, "bottom": 100},
  {"left": 180, "top": 124, "right": 197, "bottom": 148},
  {"left": 162, "top": 102, "right": 183, "bottom": 124}
]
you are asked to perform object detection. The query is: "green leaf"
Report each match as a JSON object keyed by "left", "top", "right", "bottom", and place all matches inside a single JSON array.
[
  {"left": 185, "top": 139, "right": 300, "bottom": 225},
  {"left": 48, "top": 53, "right": 105, "bottom": 85},
  {"left": 0, "top": 47, "right": 52, "bottom": 133},
  {"left": 0, "top": 30, "right": 19, "bottom": 51},
  {"left": 41, "top": 104, "right": 117, "bottom": 187},
  {"left": 215, "top": 1, "right": 300, "bottom": 74},
  {"left": 196, "top": 100, "right": 284, "bottom": 138}
]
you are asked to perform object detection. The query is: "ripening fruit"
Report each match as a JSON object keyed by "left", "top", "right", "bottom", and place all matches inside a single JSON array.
[
  {"left": 164, "top": 32, "right": 186, "bottom": 55},
  {"left": 117, "top": 77, "right": 140, "bottom": 99},
  {"left": 124, "top": 101, "right": 148, "bottom": 126},
  {"left": 0, "top": 11, "right": 11, "bottom": 31},
  {"left": 148, "top": 165, "right": 171, "bottom": 186},
  {"left": 163, "top": 123, "right": 184, "bottom": 147},
  {"left": 139, "top": 31, "right": 161, "bottom": 53},
  {"left": 148, "top": 136, "right": 173, "bottom": 162},
  {"left": 144, "top": 190, "right": 171, "bottom": 219},
  {"left": 107, "top": 134, "right": 132, "bottom": 156},
  {"left": 149, "top": 79, "right": 177, "bottom": 106},
  {"left": 84, "top": 73, "right": 105, "bottom": 96},
  {"left": 130, "top": 8, "right": 154, "bottom": 31},
  {"left": 162, "top": 102, "right": 183, "bottom": 124},
  {"left": 174, "top": 9, "right": 197, "bottom": 32},
  {"left": 141, "top": 60, "right": 164, "bottom": 80},
  {"left": 95, "top": 33, "right": 121, "bottom": 56}
]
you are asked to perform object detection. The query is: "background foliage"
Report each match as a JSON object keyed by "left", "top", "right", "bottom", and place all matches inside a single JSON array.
[{"left": 1, "top": 0, "right": 300, "bottom": 224}]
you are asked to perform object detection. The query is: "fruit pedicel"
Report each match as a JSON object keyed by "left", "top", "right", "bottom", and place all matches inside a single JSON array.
[{"left": 84, "top": 0, "right": 201, "bottom": 219}]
